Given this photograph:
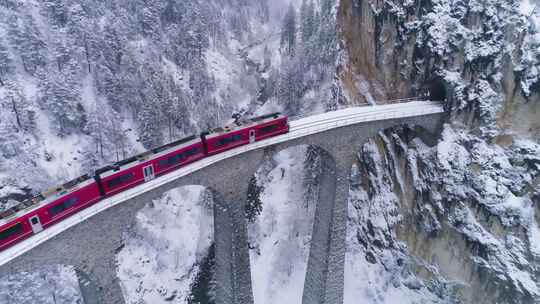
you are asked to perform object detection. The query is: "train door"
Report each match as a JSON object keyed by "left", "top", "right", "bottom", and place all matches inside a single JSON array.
[
  {"left": 143, "top": 165, "right": 155, "bottom": 182},
  {"left": 29, "top": 215, "right": 43, "bottom": 233},
  {"left": 249, "top": 129, "right": 256, "bottom": 144}
]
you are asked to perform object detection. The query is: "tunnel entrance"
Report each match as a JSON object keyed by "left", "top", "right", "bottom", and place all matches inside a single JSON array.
[{"left": 423, "top": 78, "right": 448, "bottom": 101}]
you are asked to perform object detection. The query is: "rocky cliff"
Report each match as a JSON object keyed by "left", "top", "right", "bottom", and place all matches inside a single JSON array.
[{"left": 339, "top": 1, "right": 540, "bottom": 303}]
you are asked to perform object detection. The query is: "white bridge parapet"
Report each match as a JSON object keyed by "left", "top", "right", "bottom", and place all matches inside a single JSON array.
[{"left": 0, "top": 100, "right": 444, "bottom": 267}]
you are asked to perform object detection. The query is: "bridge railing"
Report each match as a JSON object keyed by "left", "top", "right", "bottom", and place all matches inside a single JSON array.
[{"left": 288, "top": 97, "right": 436, "bottom": 121}]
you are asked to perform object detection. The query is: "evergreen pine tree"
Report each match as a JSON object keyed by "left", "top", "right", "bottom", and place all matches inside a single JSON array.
[
  {"left": 0, "top": 41, "right": 13, "bottom": 86},
  {"left": 8, "top": 14, "right": 47, "bottom": 75},
  {"left": 300, "top": 0, "right": 315, "bottom": 42},
  {"left": 245, "top": 176, "right": 264, "bottom": 222},
  {"left": 280, "top": 3, "right": 297, "bottom": 57}
]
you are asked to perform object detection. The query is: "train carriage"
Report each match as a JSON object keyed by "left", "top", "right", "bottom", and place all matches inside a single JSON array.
[
  {"left": 204, "top": 113, "right": 289, "bottom": 155},
  {"left": 96, "top": 137, "right": 206, "bottom": 197},
  {"left": 0, "top": 176, "right": 101, "bottom": 251}
]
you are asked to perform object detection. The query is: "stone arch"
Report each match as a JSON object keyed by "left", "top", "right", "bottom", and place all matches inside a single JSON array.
[
  {"left": 247, "top": 144, "right": 339, "bottom": 304},
  {"left": 0, "top": 264, "right": 99, "bottom": 304},
  {"left": 115, "top": 184, "right": 222, "bottom": 304}
]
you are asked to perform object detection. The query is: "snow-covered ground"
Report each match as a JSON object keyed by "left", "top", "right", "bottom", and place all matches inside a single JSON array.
[
  {"left": 249, "top": 147, "right": 316, "bottom": 304},
  {"left": 344, "top": 238, "right": 442, "bottom": 304},
  {"left": 521, "top": 0, "right": 539, "bottom": 20},
  {"left": 0, "top": 265, "right": 82, "bottom": 304},
  {"left": 117, "top": 187, "right": 214, "bottom": 304}
]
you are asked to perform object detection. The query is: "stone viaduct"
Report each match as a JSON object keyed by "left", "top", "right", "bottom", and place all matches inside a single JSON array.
[{"left": 0, "top": 104, "right": 444, "bottom": 304}]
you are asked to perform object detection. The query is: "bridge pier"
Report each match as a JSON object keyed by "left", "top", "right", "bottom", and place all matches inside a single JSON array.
[
  {"left": 302, "top": 152, "right": 352, "bottom": 304},
  {"left": 213, "top": 192, "right": 254, "bottom": 304}
]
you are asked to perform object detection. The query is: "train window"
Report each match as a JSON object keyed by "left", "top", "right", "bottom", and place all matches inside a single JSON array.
[
  {"left": 49, "top": 197, "right": 79, "bottom": 216},
  {"left": 0, "top": 223, "right": 23, "bottom": 241},
  {"left": 159, "top": 147, "right": 200, "bottom": 169},
  {"left": 259, "top": 124, "right": 278, "bottom": 134},
  {"left": 159, "top": 155, "right": 180, "bottom": 168},
  {"left": 216, "top": 134, "right": 243, "bottom": 147},
  {"left": 107, "top": 173, "right": 134, "bottom": 189},
  {"left": 31, "top": 217, "right": 39, "bottom": 225},
  {"left": 183, "top": 147, "right": 199, "bottom": 157}
]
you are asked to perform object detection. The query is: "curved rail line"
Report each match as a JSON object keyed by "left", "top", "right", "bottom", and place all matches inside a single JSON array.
[{"left": 0, "top": 101, "right": 444, "bottom": 266}]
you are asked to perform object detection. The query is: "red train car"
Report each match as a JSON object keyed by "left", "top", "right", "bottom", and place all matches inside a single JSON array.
[
  {"left": 96, "top": 137, "right": 206, "bottom": 197},
  {"left": 0, "top": 176, "right": 101, "bottom": 251},
  {"left": 204, "top": 113, "right": 289, "bottom": 155}
]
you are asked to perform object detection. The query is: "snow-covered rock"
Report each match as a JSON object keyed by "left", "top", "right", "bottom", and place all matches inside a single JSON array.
[{"left": 0, "top": 265, "right": 83, "bottom": 304}]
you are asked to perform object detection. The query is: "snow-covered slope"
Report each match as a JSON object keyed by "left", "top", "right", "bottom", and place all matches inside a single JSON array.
[
  {"left": 117, "top": 187, "right": 214, "bottom": 304},
  {"left": 248, "top": 147, "right": 316, "bottom": 304},
  {"left": 0, "top": 265, "right": 83, "bottom": 304}
]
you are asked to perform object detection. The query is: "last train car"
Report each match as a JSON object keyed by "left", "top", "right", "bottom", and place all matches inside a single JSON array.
[{"left": 0, "top": 175, "right": 101, "bottom": 251}]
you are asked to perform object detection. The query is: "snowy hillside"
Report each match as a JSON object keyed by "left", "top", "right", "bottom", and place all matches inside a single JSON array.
[{"left": 0, "top": 0, "right": 337, "bottom": 208}]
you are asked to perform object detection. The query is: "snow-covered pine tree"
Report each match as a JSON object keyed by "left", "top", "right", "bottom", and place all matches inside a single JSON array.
[
  {"left": 141, "top": 7, "right": 161, "bottom": 39},
  {"left": 137, "top": 96, "right": 162, "bottom": 149},
  {"left": 0, "top": 41, "right": 13, "bottom": 86},
  {"left": 281, "top": 2, "right": 297, "bottom": 57},
  {"left": 3, "top": 83, "right": 35, "bottom": 132},
  {"left": 41, "top": 0, "right": 68, "bottom": 27},
  {"left": 39, "top": 58, "right": 86, "bottom": 137},
  {"left": 277, "top": 59, "right": 303, "bottom": 115},
  {"left": 245, "top": 176, "right": 264, "bottom": 223},
  {"left": 8, "top": 13, "right": 47, "bottom": 76},
  {"left": 300, "top": 0, "right": 315, "bottom": 43}
]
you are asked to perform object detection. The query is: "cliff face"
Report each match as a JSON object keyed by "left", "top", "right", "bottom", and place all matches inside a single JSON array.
[{"left": 339, "top": 1, "right": 540, "bottom": 303}]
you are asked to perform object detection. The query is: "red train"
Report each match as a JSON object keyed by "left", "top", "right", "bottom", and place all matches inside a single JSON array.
[{"left": 0, "top": 113, "right": 289, "bottom": 252}]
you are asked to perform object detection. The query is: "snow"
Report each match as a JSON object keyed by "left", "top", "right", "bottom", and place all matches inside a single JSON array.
[
  {"left": 249, "top": 147, "right": 315, "bottom": 304},
  {"left": 344, "top": 252, "right": 442, "bottom": 304},
  {"left": 33, "top": 109, "right": 87, "bottom": 182},
  {"left": 289, "top": 100, "right": 443, "bottom": 127},
  {"left": 354, "top": 74, "right": 376, "bottom": 105},
  {"left": 494, "top": 192, "right": 540, "bottom": 258},
  {"left": 345, "top": 164, "right": 443, "bottom": 304},
  {"left": 530, "top": 217, "right": 540, "bottom": 257},
  {"left": 455, "top": 203, "right": 540, "bottom": 297},
  {"left": 436, "top": 126, "right": 471, "bottom": 173},
  {"left": 117, "top": 187, "right": 213, "bottom": 304},
  {"left": 521, "top": 0, "right": 538, "bottom": 17},
  {"left": 0, "top": 265, "right": 83, "bottom": 304},
  {"left": 0, "top": 185, "right": 25, "bottom": 198}
]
